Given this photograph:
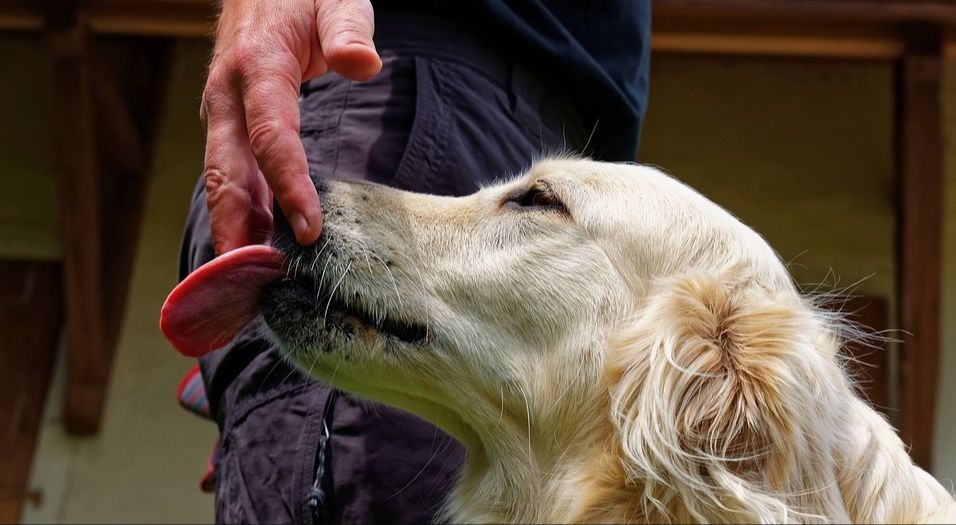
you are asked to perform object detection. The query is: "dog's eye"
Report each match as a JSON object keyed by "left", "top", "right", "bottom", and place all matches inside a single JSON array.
[{"left": 505, "top": 183, "right": 569, "bottom": 216}]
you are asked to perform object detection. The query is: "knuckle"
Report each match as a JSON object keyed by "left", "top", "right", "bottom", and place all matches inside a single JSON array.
[
  {"left": 210, "top": 36, "right": 264, "bottom": 84},
  {"left": 329, "top": 17, "right": 371, "bottom": 42},
  {"left": 201, "top": 75, "right": 231, "bottom": 120},
  {"left": 204, "top": 168, "right": 256, "bottom": 217},
  {"left": 203, "top": 71, "right": 228, "bottom": 97},
  {"left": 319, "top": 1, "right": 373, "bottom": 41},
  {"left": 231, "top": 40, "right": 265, "bottom": 79},
  {"left": 202, "top": 166, "right": 231, "bottom": 195},
  {"left": 247, "top": 119, "right": 293, "bottom": 158}
]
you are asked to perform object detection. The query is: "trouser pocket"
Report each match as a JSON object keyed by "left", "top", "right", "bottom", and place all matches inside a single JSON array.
[{"left": 215, "top": 382, "right": 334, "bottom": 524}]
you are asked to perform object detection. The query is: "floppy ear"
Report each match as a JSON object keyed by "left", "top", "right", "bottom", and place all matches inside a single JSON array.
[{"left": 607, "top": 272, "right": 848, "bottom": 523}]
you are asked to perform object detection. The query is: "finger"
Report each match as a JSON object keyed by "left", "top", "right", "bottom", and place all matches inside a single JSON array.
[
  {"left": 202, "top": 82, "right": 273, "bottom": 254},
  {"left": 241, "top": 65, "right": 323, "bottom": 246},
  {"left": 315, "top": 0, "right": 382, "bottom": 80}
]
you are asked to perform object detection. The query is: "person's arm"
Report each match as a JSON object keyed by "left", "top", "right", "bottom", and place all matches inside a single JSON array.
[{"left": 201, "top": 0, "right": 381, "bottom": 254}]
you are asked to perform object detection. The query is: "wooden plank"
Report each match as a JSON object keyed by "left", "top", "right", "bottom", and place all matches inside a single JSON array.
[
  {"left": 91, "top": 51, "right": 144, "bottom": 178},
  {"left": 46, "top": 1, "right": 174, "bottom": 434},
  {"left": 652, "top": 12, "right": 903, "bottom": 59},
  {"left": 97, "top": 39, "right": 173, "bottom": 353},
  {"left": 8, "top": 0, "right": 956, "bottom": 60},
  {"left": 654, "top": 0, "right": 956, "bottom": 23},
  {"left": 0, "top": 261, "right": 63, "bottom": 524},
  {"left": 49, "top": 10, "right": 109, "bottom": 434},
  {"left": 92, "top": 49, "right": 145, "bottom": 354},
  {"left": 652, "top": 29, "right": 903, "bottom": 60},
  {"left": 649, "top": 0, "right": 956, "bottom": 59},
  {"left": 895, "top": 22, "right": 944, "bottom": 470},
  {"left": 87, "top": 4, "right": 214, "bottom": 37},
  {"left": 0, "top": 1, "right": 44, "bottom": 31}
]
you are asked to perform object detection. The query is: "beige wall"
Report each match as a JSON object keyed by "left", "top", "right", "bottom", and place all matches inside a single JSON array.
[
  {"left": 0, "top": 35, "right": 58, "bottom": 260},
  {"left": 933, "top": 64, "right": 956, "bottom": 488},
  {"left": 6, "top": 42, "right": 955, "bottom": 523},
  {"left": 641, "top": 56, "right": 896, "bottom": 303}
]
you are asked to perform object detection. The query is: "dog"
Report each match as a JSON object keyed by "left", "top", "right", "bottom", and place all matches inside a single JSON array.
[{"left": 164, "top": 158, "right": 956, "bottom": 523}]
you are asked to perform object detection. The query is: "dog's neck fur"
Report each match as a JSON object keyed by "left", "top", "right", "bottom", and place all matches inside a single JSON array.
[
  {"left": 439, "top": 380, "right": 956, "bottom": 524},
  {"left": 443, "top": 394, "right": 639, "bottom": 524}
]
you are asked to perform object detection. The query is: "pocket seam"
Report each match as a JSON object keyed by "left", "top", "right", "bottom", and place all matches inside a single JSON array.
[{"left": 391, "top": 56, "right": 450, "bottom": 192}]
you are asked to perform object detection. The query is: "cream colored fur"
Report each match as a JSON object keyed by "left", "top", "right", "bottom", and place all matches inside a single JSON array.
[{"left": 266, "top": 158, "right": 956, "bottom": 523}]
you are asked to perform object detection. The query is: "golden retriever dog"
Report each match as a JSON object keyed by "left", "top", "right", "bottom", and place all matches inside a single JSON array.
[{"left": 164, "top": 158, "right": 956, "bottom": 523}]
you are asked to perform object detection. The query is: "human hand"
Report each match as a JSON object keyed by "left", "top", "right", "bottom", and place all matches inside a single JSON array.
[{"left": 201, "top": 0, "right": 381, "bottom": 254}]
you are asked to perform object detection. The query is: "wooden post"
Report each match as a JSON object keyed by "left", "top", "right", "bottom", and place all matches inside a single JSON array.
[
  {"left": 0, "top": 263, "right": 63, "bottom": 523},
  {"left": 47, "top": 0, "right": 172, "bottom": 433},
  {"left": 48, "top": 6, "right": 110, "bottom": 434},
  {"left": 895, "top": 21, "right": 944, "bottom": 470}
]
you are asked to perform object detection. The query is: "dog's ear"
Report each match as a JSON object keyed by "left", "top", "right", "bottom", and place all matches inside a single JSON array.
[{"left": 607, "top": 272, "right": 843, "bottom": 523}]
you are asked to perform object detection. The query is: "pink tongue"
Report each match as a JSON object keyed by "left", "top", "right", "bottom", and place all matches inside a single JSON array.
[{"left": 160, "top": 245, "right": 286, "bottom": 357}]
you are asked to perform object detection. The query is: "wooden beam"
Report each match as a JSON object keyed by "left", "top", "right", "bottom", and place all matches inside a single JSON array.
[
  {"left": 91, "top": 51, "right": 144, "bottom": 354},
  {"left": 895, "top": 22, "right": 944, "bottom": 470},
  {"left": 49, "top": 8, "right": 110, "bottom": 434},
  {"left": 46, "top": 1, "right": 174, "bottom": 432},
  {"left": 8, "top": 1, "right": 956, "bottom": 60},
  {"left": 0, "top": 261, "right": 63, "bottom": 524},
  {"left": 651, "top": 0, "right": 956, "bottom": 60},
  {"left": 0, "top": 1, "right": 44, "bottom": 31},
  {"left": 91, "top": 52, "right": 144, "bottom": 178},
  {"left": 652, "top": 16, "right": 903, "bottom": 60},
  {"left": 87, "top": 2, "right": 214, "bottom": 37},
  {"left": 96, "top": 39, "right": 173, "bottom": 353},
  {"left": 654, "top": 0, "right": 956, "bottom": 24}
]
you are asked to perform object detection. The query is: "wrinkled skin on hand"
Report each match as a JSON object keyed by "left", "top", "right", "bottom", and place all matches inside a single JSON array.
[{"left": 201, "top": 0, "right": 382, "bottom": 254}]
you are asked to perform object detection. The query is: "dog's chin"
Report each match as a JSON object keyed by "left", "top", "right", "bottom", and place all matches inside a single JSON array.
[{"left": 259, "top": 276, "right": 429, "bottom": 364}]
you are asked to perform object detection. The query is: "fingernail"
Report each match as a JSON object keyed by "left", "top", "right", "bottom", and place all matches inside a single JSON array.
[{"left": 290, "top": 211, "right": 309, "bottom": 242}]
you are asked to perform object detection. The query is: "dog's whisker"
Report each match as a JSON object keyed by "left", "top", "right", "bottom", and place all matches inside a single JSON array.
[
  {"left": 360, "top": 246, "right": 374, "bottom": 277},
  {"left": 323, "top": 262, "right": 352, "bottom": 326},
  {"left": 497, "top": 383, "right": 505, "bottom": 427},
  {"left": 318, "top": 253, "right": 334, "bottom": 289},
  {"left": 368, "top": 251, "right": 404, "bottom": 311},
  {"left": 518, "top": 382, "right": 534, "bottom": 475},
  {"left": 276, "top": 358, "right": 303, "bottom": 386},
  {"left": 256, "top": 347, "right": 290, "bottom": 395},
  {"left": 305, "top": 349, "right": 321, "bottom": 381},
  {"left": 389, "top": 249, "right": 433, "bottom": 343},
  {"left": 310, "top": 237, "right": 333, "bottom": 275},
  {"left": 387, "top": 431, "right": 445, "bottom": 499}
]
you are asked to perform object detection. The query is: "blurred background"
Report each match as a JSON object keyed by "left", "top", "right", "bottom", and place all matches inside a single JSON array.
[{"left": 2, "top": 0, "right": 956, "bottom": 523}]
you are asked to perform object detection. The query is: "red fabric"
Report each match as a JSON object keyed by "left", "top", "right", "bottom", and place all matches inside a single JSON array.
[
  {"left": 176, "top": 364, "right": 210, "bottom": 418},
  {"left": 200, "top": 439, "right": 220, "bottom": 493},
  {"left": 177, "top": 365, "right": 218, "bottom": 491}
]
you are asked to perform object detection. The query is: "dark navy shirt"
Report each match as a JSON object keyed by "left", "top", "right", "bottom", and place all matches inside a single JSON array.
[{"left": 374, "top": 0, "right": 651, "bottom": 159}]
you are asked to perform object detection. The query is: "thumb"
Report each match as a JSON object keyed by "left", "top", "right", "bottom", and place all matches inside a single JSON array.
[{"left": 315, "top": 0, "right": 382, "bottom": 81}]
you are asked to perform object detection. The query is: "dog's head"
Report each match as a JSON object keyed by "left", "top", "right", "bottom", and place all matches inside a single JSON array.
[
  {"left": 259, "top": 159, "right": 863, "bottom": 518},
  {"left": 260, "top": 159, "right": 788, "bottom": 440},
  {"left": 163, "top": 158, "right": 948, "bottom": 522}
]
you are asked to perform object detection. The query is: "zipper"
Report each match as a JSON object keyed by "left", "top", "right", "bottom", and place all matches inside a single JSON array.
[{"left": 308, "top": 390, "right": 336, "bottom": 523}]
